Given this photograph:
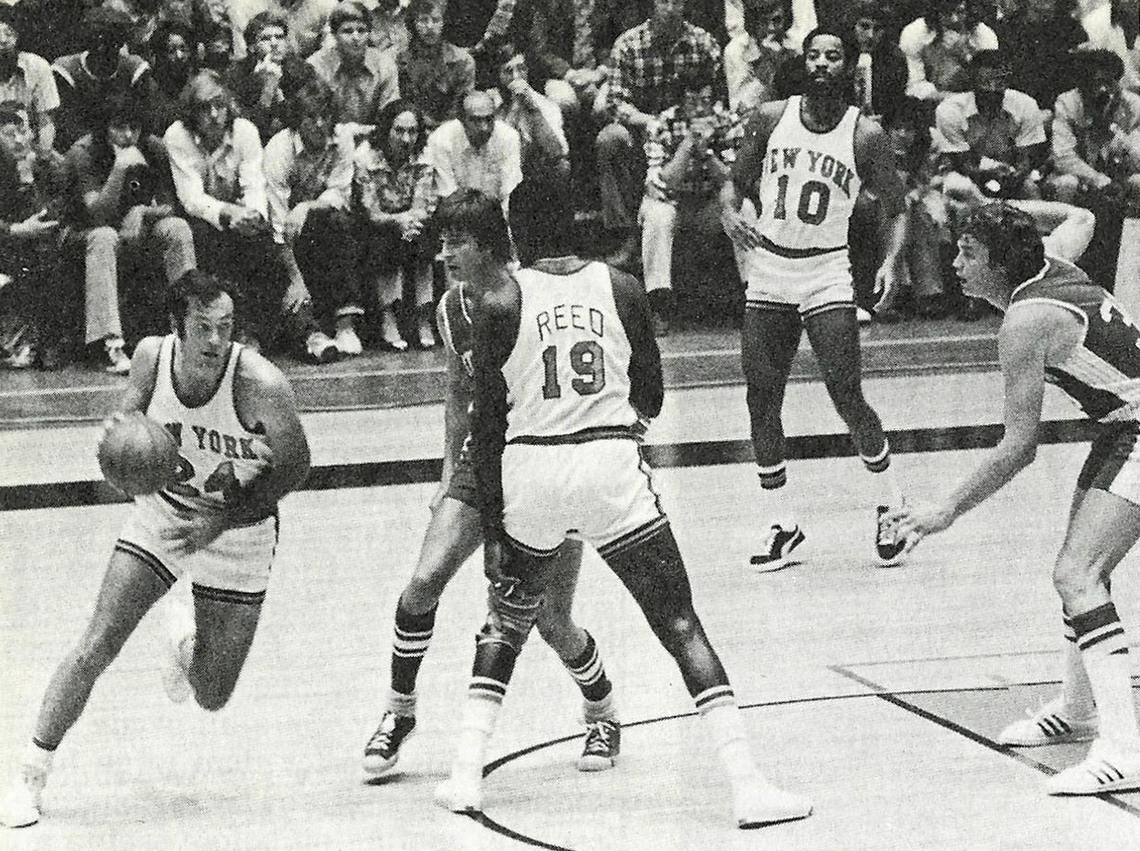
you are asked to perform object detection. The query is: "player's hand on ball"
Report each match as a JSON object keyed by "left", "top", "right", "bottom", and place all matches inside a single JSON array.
[{"left": 887, "top": 501, "right": 954, "bottom": 554}]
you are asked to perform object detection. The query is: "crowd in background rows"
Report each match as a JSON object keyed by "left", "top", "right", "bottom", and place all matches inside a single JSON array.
[{"left": 0, "top": 0, "right": 1137, "bottom": 372}]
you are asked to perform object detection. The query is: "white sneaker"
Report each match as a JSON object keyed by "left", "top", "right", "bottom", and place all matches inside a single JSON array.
[
  {"left": 161, "top": 597, "right": 195, "bottom": 705},
  {"left": 103, "top": 338, "right": 131, "bottom": 374},
  {"left": 434, "top": 768, "right": 483, "bottom": 813},
  {"left": 305, "top": 331, "right": 340, "bottom": 364},
  {"left": 1046, "top": 738, "right": 1140, "bottom": 795},
  {"left": 380, "top": 310, "right": 408, "bottom": 352},
  {"left": 0, "top": 765, "right": 46, "bottom": 828},
  {"left": 733, "top": 775, "right": 813, "bottom": 827},
  {"left": 334, "top": 325, "right": 363, "bottom": 356},
  {"left": 998, "top": 695, "right": 1097, "bottom": 747}
]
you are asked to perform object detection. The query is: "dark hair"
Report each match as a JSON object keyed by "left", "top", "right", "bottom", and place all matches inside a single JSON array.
[
  {"left": 969, "top": 48, "right": 1007, "bottom": 75},
  {"left": 0, "top": 99, "right": 28, "bottom": 127},
  {"left": 245, "top": 9, "right": 290, "bottom": 44},
  {"left": 672, "top": 53, "right": 718, "bottom": 99},
  {"left": 1078, "top": 48, "right": 1125, "bottom": 81},
  {"left": 884, "top": 98, "right": 932, "bottom": 176},
  {"left": 925, "top": 0, "right": 985, "bottom": 35},
  {"left": 743, "top": 0, "right": 792, "bottom": 37},
  {"left": 149, "top": 18, "right": 195, "bottom": 58},
  {"left": 961, "top": 202, "right": 1045, "bottom": 286},
  {"left": 284, "top": 79, "right": 337, "bottom": 130},
  {"left": 0, "top": 4, "right": 20, "bottom": 35},
  {"left": 169, "top": 269, "right": 239, "bottom": 335},
  {"left": 369, "top": 97, "right": 426, "bottom": 158},
  {"left": 479, "top": 37, "right": 524, "bottom": 91},
  {"left": 329, "top": 1, "right": 371, "bottom": 33},
  {"left": 435, "top": 188, "right": 513, "bottom": 263},
  {"left": 802, "top": 25, "right": 858, "bottom": 67}
]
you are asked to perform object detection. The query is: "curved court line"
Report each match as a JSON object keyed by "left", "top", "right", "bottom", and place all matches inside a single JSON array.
[{"left": 461, "top": 681, "right": 1140, "bottom": 851}]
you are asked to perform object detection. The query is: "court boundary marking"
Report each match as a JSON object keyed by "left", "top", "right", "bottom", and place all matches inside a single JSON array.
[
  {"left": 449, "top": 675, "right": 1140, "bottom": 851},
  {"left": 0, "top": 419, "right": 1097, "bottom": 511}
]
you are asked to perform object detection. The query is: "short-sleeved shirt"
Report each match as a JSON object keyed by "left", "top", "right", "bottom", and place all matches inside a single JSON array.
[
  {"left": 935, "top": 89, "right": 1045, "bottom": 162},
  {"left": 423, "top": 118, "right": 522, "bottom": 203}
]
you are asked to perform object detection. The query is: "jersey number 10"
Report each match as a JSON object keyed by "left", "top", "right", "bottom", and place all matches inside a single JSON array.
[
  {"left": 770, "top": 175, "right": 831, "bottom": 225},
  {"left": 541, "top": 341, "right": 606, "bottom": 399}
]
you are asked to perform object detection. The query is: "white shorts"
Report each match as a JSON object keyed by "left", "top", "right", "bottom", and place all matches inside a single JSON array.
[
  {"left": 1078, "top": 423, "right": 1140, "bottom": 508},
  {"left": 502, "top": 438, "right": 667, "bottom": 556},
  {"left": 741, "top": 242, "right": 854, "bottom": 317},
  {"left": 116, "top": 493, "right": 278, "bottom": 604}
]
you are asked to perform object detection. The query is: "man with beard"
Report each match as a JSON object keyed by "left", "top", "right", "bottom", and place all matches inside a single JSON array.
[
  {"left": 719, "top": 25, "right": 910, "bottom": 571},
  {"left": 144, "top": 18, "right": 196, "bottom": 143},
  {"left": 0, "top": 6, "right": 59, "bottom": 158}
]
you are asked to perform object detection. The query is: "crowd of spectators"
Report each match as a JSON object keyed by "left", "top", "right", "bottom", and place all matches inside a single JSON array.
[{"left": 0, "top": 0, "right": 1138, "bottom": 371}]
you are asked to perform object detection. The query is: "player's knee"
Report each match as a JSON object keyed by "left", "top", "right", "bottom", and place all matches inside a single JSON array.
[
  {"left": 402, "top": 573, "right": 448, "bottom": 612},
  {"left": 534, "top": 605, "right": 577, "bottom": 653},
  {"left": 1052, "top": 549, "right": 1103, "bottom": 605},
  {"left": 652, "top": 609, "right": 702, "bottom": 653},
  {"left": 476, "top": 611, "right": 529, "bottom": 655}
]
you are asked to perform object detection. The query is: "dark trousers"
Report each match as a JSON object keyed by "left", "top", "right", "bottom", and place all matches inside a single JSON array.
[
  {"left": 510, "top": 171, "right": 573, "bottom": 266},
  {"left": 0, "top": 234, "right": 77, "bottom": 348},
  {"left": 294, "top": 207, "right": 363, "bottom": 325}
]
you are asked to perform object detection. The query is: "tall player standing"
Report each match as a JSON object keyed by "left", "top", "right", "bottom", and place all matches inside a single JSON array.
[
  {"left": 360, "top": 254, "right": 622, "bottom": 778},
  {"left": 720, "top": 26, "right": 910, "bottom": 571},
  {"left": 895, "top": 202, "right": 1140, "bottom": 794},
  {"left": 431, "top": 189, "right": 812, "bottom": 827},
  {"left": 0, "top": 270, "right": 312, "bottom": 827}
]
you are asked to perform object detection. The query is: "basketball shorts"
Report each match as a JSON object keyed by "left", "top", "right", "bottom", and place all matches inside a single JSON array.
[
  {"left": 115, "top": 493, "right": 278, "bottom": 602},
  {"left": 741, "top": 242, "right": 854, "bottom": 317},
  {"left": 444, "top": 433, "right": 479, "bottom": 509},
  {"left": 1077, "top": 422, "right": 1140, "bottom": 507},
  {"left": 501, "top": 438, "right": 667, "bottom": 555}
]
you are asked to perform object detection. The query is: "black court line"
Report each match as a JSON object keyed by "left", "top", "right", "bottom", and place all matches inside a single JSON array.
[
  {"left": 829, "top": 664, "right": 1140, "bottom": 819},
  {"left": 459, "top": 686, "right": 1113, "bottom": 851},
  {"left": 0, "top": 418, "right": 1097, "bottom": 512}
]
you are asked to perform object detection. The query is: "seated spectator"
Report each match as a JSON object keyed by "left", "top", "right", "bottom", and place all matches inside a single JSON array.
[
  {"left": 145, "top": 18, "right": 197, "bottom": 142},
  {"left": 65, "top": 92, "right": 196, "bottom": 369},
  {"left": 486, "top": 40, "right": 572, "bottom": 265},
  {"left": 52, "top": 6, "right": 152, "bottom": 153},
  {"left": 354, "top": 98, "right": 439, "bottom": 350},
  {"left": 993, "top": 0, "right": 1083, "bottom": 114},
  {"left": 307, "top": 0, "right": 400, "bottom": 127},
  {"left": 164, "top": 70, "right": 338, "bottom": 361},
  {"left": 724, "top": 0, "right": 798, "bottom": 111},
  {"left": 369, "top": 0, "right": 411, "bottom": 55},
  {"left": 597, "top": 0, "right": 721, "bottom": 264},
  {"left": 638, "top": 59, "right": 740, "bottom": 335},
  {"left": 227, "top": 10, "right": 319, "bottom": 143},
  {"left": 849, "top": 0, "right": 909, "bottom": 124},
  {"left": 1069, "top": 0, "right": 1140, "bottom": 91},
  {"left": 265, "top": 81, "right": 364, "bottom": 357},
  {"left": 1048, "top": 47, "right": 1140, "bottom": 286},
  {"left": 0, "top": 101, "right": 70, "bottom": 369},
  {"left": 424, "top": 89, "right": 521, "bottom": 209},
  {"left": 0, "top": 7, "right": 59, "bottom": 158},
  {"left": 934, "top": 49, "right": 1047, "bottom": 203},
  {"left": 398, "top": 0, "right": 475, "bottom": 131},
  {"left": 200, "top": 21, "right": 237, "bottom": 73},
  {"left": 898, "top": 0, "right": 999, "bottom": 104}
]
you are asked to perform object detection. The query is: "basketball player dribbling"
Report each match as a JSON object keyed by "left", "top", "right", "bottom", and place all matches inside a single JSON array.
[
  {"left": 0, "top": 269, "right": 311, "bottom": 828},
  {"left": 720, "top": 25, "right": 911, "bottom": 571},
  {"left": 894, "top": 202, "right": 1140, "bottom": 795},
  {"left": 430, "top": 189, "right": 812, "bottom": 827}
]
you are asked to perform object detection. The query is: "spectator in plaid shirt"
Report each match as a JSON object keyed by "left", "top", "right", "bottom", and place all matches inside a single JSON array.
[
  {"left": 639, "top": 58, "right": 742, "bottom": 335},
  {"left": 596, "top": 0, "right": 721, "bottom": 268}
]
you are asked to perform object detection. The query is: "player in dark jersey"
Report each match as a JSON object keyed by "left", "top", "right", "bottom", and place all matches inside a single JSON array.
[
  {"left": 894, "top": 202, "right": 1140, "bottom": 795},
  {"left": 360, "top": 247, "right": 622, "bottom": 779},
  {"left": 720, "top": 26, "right": 911, "bottom": 571},
  {"left": 432, "top": 189, "right": 812, "bottom": 828}
]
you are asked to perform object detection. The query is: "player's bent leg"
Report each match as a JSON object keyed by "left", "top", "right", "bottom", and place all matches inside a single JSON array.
[
  {"left": 187, "top": 586, "right": 263, "bottom": 711},
  {"left": 1, "top": 548, "right": 171, "bottom": 828},
  {"left": 534, "top": 540, "right": 622, "bottom": 772},
  {"left": 364, "top": 498, "right": 483, "bottom": 778}
]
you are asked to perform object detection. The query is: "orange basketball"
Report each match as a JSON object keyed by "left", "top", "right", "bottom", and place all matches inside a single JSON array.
[{"left": 97, "top": 412, "right": 180, "bottom": 496}]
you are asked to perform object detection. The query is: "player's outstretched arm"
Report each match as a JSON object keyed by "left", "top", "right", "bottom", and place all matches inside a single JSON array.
[
  {"left": 893, "top": 307, "right": 1053, "bottom": 550},
  {"left": 1009, "top": 199, "right": 1096, "bottom": 264}
]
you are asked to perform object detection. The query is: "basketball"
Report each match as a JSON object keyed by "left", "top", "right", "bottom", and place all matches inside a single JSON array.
[{"left": 97, "top": 412, "right": 180, "bottom": 496}]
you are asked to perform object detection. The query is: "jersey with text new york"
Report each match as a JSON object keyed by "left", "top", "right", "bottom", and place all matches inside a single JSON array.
[
  {"left": 145, "top": 336, "right": 272, "bottom": 512},
  {"left": 1011, "top": 258, "right": 1140, "bottom": 424},
  {"left": 501, "top": 261, "right": 637, "bottom": 442},
  {"left": 756, "top": 96, "right": 861, "bottom": 252}
]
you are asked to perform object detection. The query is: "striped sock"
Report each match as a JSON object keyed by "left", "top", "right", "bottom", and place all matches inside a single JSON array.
[
  {"left": 862, "top": 440, "right": 902, "bottom": 507},
  {"left": 696, "top": 686, "right": 757, "bottom": 786},
  {"left": 390, "top": 599, "right": 437, "bottom": 697},
  {"left": 757, "top": 464, "right": 797, "bottom": 530},
  {"left": 563, "top": 630, "right": 614, "bottom": 704},
  {"left": 1061, "top": 614, "right": 1096, "bottom": 718},
  {"left": 1072, "top": 602, "right": 1140, "bottom": 744}
]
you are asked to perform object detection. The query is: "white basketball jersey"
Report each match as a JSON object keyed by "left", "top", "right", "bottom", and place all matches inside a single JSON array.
[
  {"left": 501, "top": 261, "right": 637, "bottom": 442},
  {"left": 144, "top": 336, "right": 272, "bottom": 512},
  {"left": 755, "top": 96, "right": 861, "bottom": 252}
]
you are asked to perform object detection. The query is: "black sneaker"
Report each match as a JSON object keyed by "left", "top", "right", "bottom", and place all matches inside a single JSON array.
[
  {"left": 750, "top": 524, "right": 805, "bottom": 572},
  {"left": 577, "top": 719, "right": 621, "bottom": 771},
  {"left": 363, "top": 711, "right": 416, "bottom": 777},
  {"left": 875, "top": 506, "right": 906, "bottom": 567}
]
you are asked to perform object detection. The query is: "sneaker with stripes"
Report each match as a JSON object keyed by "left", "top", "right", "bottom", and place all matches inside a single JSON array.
[
  {"left": 750, "top": 524, "right": 805, "bottom": 572},
  {"left": 577, "top": 719, "right": 620, "bottom": 771},
  {"left": 997, "top": 696, "right": 1097, "bottom": 747},
  {"left": 1046, "top": 738, "right": 1140, "bottom": 795}
]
